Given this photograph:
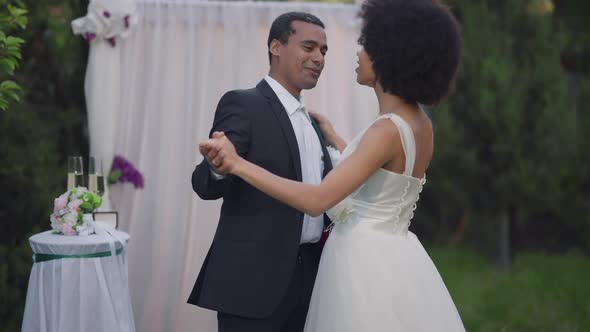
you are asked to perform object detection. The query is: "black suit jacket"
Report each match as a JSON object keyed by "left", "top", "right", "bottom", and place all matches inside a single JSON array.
[{"left": 188, "top": 79, "right": 333, "bottom": 318}]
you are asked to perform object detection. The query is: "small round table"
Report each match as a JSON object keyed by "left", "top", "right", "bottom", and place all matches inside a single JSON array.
[{"left": 21, "top": 230, "right": 135, "bottom": 332}]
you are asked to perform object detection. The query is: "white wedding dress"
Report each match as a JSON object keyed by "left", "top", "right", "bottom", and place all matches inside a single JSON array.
[{"left": 304, "top": 113, "right": 466, "bottom": 332}]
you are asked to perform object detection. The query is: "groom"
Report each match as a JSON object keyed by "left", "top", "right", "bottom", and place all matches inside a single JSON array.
[{"left": 189, "top": 12, "right": 333, "bottom": 332}]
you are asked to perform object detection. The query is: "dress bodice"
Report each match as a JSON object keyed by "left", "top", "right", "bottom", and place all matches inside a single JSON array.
[{"left": 326, "top": 113, "right": 426, "bottom": 234}]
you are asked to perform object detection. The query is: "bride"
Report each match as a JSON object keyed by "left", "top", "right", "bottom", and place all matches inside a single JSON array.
[{"left": 201, "top": 0, "right": 465, "bottom": 330}]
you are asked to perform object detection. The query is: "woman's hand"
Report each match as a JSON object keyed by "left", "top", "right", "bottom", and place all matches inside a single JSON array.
[
  {"left": 309, "top": 111, "right": 347, "bottom": 152},
  {"left": 199, "top": 131, "right": 243, "bottom": 175},
  {"left": 309, "top": 111, "right": 335, "bottom": 139}
]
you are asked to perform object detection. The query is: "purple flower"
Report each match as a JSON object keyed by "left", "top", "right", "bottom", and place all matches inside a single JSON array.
[
  {"left": 103, "top": 10, "right": 111, "bottom": 18},
  {"left": 83, "top": 32, "right": 96, "bottom": 42},
  {"left": 110, "top": 155, "right": 144, "bottom": 189},
  {"left": 124, "top": 15, "right": 130, "bottom": 29}
]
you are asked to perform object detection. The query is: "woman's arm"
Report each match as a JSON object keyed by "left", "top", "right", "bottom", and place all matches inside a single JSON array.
[{"left": 203, "top": 119, "right": 401, "bottom": 216}]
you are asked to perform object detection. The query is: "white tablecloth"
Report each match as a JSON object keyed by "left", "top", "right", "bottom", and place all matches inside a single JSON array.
[{"left": 22, "top": 230, "right": 135, "bottom": 332}]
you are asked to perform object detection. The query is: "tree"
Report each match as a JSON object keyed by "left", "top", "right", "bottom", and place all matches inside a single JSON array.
[
  {"left": 422, "top": 0, "right": 579, "bottom": 267},
  {"left": 0, "top": 0, "right": 26, "bottom": 111},
  {"left": 0, "top": 1, "right": 87, "bottom": 330}
]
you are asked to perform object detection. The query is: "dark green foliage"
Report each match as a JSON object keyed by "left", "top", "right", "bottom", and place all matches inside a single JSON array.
[
  {"left": 0, "top": 1, "right": 27, "bottom": 111},
  {"left": 0, "top": 1, "right": 87, "bottom": 330},
  {"left": 415, "top": 0, "right": 589, "bottom": 262}
]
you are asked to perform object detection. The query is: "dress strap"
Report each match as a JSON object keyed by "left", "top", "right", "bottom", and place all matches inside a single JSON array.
[{"left": 380, "top": 113, "right": 417, "bottom": 176}]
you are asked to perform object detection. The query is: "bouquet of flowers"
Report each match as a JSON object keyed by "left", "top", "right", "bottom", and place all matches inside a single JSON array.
[
  {"left": 50, "top": 187, "right": 103, "bottom": 235},
  {"left": 108, "top": 155, "right": 144, "bottom": 189}
]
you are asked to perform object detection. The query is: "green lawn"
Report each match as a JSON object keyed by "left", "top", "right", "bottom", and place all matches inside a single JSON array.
[{"left": 430, "top": 248, "right": 590, "bottom": 332}]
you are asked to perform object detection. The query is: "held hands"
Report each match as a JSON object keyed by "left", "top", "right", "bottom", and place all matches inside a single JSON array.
[{"left": 199, "top": 131, "right": 241, "bottom": 175}]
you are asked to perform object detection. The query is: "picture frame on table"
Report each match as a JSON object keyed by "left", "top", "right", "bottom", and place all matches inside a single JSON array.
[{"left": 93, "top": 211, "right": 118, "bottom": 229}]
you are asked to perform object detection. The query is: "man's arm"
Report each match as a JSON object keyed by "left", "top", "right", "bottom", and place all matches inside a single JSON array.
[{"left": 192, "top": 91, "right": 251, "bottom": 200}]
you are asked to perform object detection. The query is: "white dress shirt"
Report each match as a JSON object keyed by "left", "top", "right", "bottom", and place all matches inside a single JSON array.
[{"left": 264, "top": 75, "right": 325, "bottom": 244}]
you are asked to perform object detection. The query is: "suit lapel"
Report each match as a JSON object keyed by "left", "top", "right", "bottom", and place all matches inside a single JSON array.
[
  {"left": 257, "top": 80, "right": 302, "bottom": 181},
  {"left": 309, "top": 117, "right": 334, "bottom": 228},
  {"left": 309, "top": 117, "right": 333, "bottom": 178}
]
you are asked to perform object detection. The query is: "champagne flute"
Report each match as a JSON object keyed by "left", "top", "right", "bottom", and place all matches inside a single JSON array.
[
  {"left": 67, "top": 156, "right": 84, "bottom": 190},
  {"left": 88, "top": 156, "right": 105, "bottom": 196}
]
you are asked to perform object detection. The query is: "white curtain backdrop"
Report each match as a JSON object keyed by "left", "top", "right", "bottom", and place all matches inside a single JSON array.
[{"left": 84, "top": 1, "right": 378, "bottom": 331}]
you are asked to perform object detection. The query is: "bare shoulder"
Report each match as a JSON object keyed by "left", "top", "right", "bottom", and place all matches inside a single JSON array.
[
  {"left": 369, "top": 117, "right": 403, "bottom": 143},
  {"left": 357, "top": 118, "right": 403, "bottom": 153},
  {"left": 369, "top": 117, "right": 401, "bottom": 139}
]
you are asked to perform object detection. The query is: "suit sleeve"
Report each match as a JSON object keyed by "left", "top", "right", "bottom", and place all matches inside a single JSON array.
[{"left": 192, "top": 91, "right": 251, "bottom": 200}]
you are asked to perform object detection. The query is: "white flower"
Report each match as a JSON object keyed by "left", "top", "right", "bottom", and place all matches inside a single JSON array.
[
  {"left": 326, "top": 146, "right": 341, "bottom": 167},
  {"left": 76, "top": 214, "right": 96, "bottom": 236},
  {"left": 76, "top": 223, "right": 92, "bottom": 236},
  {"left": 63, "top": 211, "right": 79, "bottom": 226},
  {"left": 326, "top": 198, "right": 354, "bottom": 224},
  {"left": 50, "top": 214, "right": 61, "bottom": 230}
]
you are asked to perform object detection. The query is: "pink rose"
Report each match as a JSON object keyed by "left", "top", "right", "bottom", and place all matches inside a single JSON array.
[
  {"left": 54, "top": 193, "right": 68, "bottom": 211},
  {"left": 68, "top": 199, "right": 83, "bottom": 211},
  {"left": 62, "top": 224, "right": 77, "bottom": 236}
]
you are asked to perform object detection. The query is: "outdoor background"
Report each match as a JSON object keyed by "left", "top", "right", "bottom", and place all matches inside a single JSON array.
[{"left": 1, "top": 0, "right": 589, "bottom": 331}]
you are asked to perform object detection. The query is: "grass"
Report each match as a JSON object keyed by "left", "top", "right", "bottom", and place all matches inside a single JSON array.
[{"left": 429, "top": 247, "right": 590, "bottom": 332}]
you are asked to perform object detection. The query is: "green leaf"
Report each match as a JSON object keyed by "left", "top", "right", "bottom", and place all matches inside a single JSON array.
[
  {"left": 79, "top": 201, "right": 92, "bottom": 212},
  {"left": 15, "top": 16, "right": 27, "bottom": 29},
  {"left": 8, "top": 5, "right": 27, "bottom": 17},
  {"left": 0, "top": 59, "right": 16, "bottom": 75},
  {"left": 1, "top": 80, "right": 20, "bottom": 91},
  {"left": 0, "top": 98, "right": 9, "bottom": 111},
  {"left": 5, "top": 91, "right": 20, "bottom": 103},
  {"left": 108, "top": 170, "right": 122, "bottom": 184},
  {"left": 6, "top": 36, "right": 24, "bottom": 47}
]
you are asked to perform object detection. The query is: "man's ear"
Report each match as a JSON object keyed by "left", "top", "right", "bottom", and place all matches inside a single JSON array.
[{"left": 270, "top": 39, "right": 281, "bottom": 58}]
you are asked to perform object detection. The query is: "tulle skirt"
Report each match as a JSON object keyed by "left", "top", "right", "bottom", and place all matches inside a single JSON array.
[{"left": 304, "top": 217, "right": 466, "bottom": 332}]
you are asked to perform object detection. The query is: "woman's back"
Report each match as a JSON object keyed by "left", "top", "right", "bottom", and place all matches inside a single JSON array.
[
  {"left": 381, "top": 105, "right": 433, "bottom": 179},
  {"left": 326, "top": 112, "right": 427, "bottom": 233}
]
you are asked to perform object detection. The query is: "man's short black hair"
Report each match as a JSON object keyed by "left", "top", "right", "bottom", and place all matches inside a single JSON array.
[
  {"left": 267, "top": 12, "right": 325, "bottom": 64},
  {"left": 358, "top": 0, "right": 462, "bottom": 105}
]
